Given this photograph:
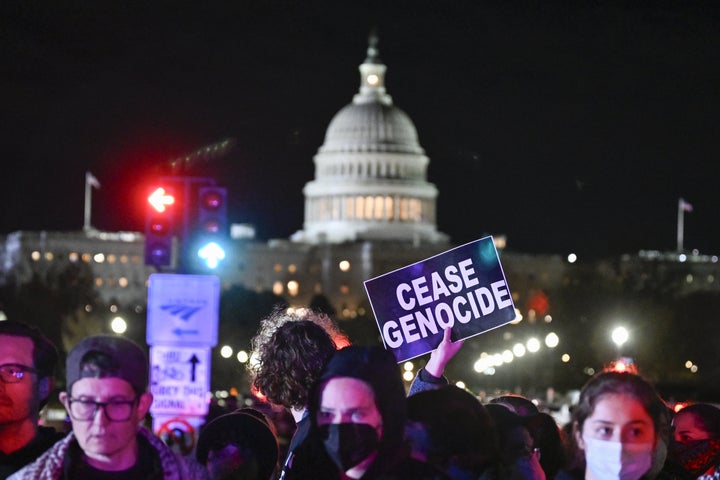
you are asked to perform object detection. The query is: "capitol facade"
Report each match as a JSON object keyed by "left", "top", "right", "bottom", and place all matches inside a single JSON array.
[{"left": 1, "top": 38, "right": 718, "bottom": 365}]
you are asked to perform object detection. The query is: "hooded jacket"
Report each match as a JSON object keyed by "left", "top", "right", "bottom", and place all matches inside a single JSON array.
[{"left": 286, "top": 345, "right": 449, "bottom": 480}]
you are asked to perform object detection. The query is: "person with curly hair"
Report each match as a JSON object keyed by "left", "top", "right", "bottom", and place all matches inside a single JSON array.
[{"left": 247, "top": 307, "right": 349, "bottom": 480}]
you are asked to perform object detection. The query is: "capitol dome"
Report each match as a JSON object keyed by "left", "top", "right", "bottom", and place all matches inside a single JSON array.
[
  {"left": 292, "top": 36, "right": 448, "bottom": 245},
  {"left": 320, "top": 102, "right": 424, "bottom": 155}
]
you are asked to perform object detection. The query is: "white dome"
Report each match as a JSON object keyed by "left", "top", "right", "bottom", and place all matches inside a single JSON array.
[
  {"left": 292, "top": 36, "right": 448, "bottom": 246},
  {"left": 320, "top": 102, "right": 424, "bottom": 155}
]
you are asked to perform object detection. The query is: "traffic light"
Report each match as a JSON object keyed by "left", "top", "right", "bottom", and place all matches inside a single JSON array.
[
  {"left": 195, "top": 186, "right": 227, "bottom": 269},
  {"left": 145, "top": 186, "right": 177, "bottom": 266}
]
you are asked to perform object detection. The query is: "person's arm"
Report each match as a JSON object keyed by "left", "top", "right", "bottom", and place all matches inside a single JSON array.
[
  {"left": 424, "top": 327, "right": 464, "bottom": 377},
  {"left": 408, "top": 327, "right": 464, "bottom": 396}
]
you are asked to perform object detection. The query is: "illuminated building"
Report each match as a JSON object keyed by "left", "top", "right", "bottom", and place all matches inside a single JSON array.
[{"left": 1, "top": 37, "right": 719, "bottom": 392}]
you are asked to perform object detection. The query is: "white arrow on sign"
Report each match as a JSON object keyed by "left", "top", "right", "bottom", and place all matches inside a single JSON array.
[{"left": 150, "top": 345, "right": 211, "bottom": 417}]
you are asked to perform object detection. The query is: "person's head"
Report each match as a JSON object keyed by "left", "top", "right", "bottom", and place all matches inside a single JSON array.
[
  {"left": 486, "top": 403, "right": 544, "bottom": 479},
  {"left": 523, "top": 412, "right": 565, "bottom": 479},
  {"left": 59, "top": 335, "right": 152, "bottom": 470},
  {"left": 489, "top": 394, "right": 539, "bottom": 418},
  {"left": 248, "top": 307, "right": 348, "bottom": 410},
  {"left": 0, "top": 320, "right": 58, "bottom": 432},
  {"left": 667, "top": 403, "right": 720, "bottom": 477},
  {"left": 196, "top": 407, "right": 279, "bottom": 480},
  {"left": 572, "top": 371, "right": 670, "bottom": 480},
  {"left": 673, "top": 403, "right": 720, "bottom": 443},
  {"left": 310, "top": 346, "right": 405, "bottom": 475},
  {"left": 406, "top": 385, "right": 498, "bottom": 478}
]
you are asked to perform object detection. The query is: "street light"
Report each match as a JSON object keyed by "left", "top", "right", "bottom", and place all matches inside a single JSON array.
[
  {"left": 526, "top": 337, "right": 541, "bottom": 353},
  {"left": 512, "top": 343, "right": 526, "bottom": 357},
  {"left": 611, "top": 326, "right": 629, "bottom": 353},
  {"left": 110, "top": 316, "right": 127, "bottom": 334}
]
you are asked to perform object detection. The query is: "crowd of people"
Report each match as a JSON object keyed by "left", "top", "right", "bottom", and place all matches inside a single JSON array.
[{"left": 1, "top": 309, "right": 720, "bottom": 480}]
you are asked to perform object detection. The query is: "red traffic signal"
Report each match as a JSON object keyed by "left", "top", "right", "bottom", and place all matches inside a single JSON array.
[
  {"left": 145, "top": 186, "right": 178, "bottom": 266},
  {"left": 148, "top": 187, "right": 176, "bottom": 213}
]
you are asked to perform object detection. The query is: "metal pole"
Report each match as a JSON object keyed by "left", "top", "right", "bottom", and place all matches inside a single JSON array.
[
  {"left": 83, "top": 177, "right": 91, "bottom": 231},
  {"left": 677, "top": 199, "right": 684, "bottom": 253}
]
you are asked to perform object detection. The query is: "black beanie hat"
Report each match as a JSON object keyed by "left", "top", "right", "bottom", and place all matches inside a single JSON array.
[
  {"left": 196, "top": 408, "right": 279, "bottom": 479},
  {"left": 312, "top": 345, "right": 406, "bottom": 446}
]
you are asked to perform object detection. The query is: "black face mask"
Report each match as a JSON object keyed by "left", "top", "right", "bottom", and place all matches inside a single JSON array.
[
  {"left": 668, "top": 438, "right": 720, "bottom": 477},
  {"left": 319, "top": 423, "right": 380, "bottom": 471}
]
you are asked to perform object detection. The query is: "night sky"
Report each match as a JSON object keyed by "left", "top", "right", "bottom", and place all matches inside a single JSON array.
[{"left": 2, "top": 1, "right": 719, "bottom": 259}]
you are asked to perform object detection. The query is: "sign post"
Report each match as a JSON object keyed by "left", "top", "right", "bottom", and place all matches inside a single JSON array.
[
  {"left": 147, "top": 273, "right": 220, "bottom": 346},
  {"left": 146, "top": 273, "right": 219, "bottom": 441}
]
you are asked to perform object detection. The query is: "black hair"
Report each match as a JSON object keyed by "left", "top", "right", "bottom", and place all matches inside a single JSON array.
[
  {"left": 489, "top": 394, "right": 539, "bottom": 418},
  {"left": 407, "top": 385, "right": 499, "bottom": 472},
  {"left": 676, "top": 403, "right": 720, "bottom": 439},
  {"left": 0, "top": 320, "right": 58, "bottom": 378},
  {"left": 573, "top": 371, "right": 670, "bottom": 441},
  {"left": 78, "top": 350, "right": 143, "bottom": 396}
]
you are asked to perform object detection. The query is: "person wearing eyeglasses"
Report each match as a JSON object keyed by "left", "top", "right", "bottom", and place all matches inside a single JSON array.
[
  {"left": 9, "top": 334, "right": 210, "bottom": 479},
  {"left": 0, "top": 320, "right": 63, "bottom": 479}
]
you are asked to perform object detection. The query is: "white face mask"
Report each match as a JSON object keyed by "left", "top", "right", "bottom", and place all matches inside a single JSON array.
[{"left": 583, "top": 437, "right": 653, "bottom": 480}]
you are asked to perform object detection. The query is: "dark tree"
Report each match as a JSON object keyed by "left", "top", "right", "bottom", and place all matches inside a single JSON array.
[{"left": 212, "top": 285, "right": 287, "bottom": 391}]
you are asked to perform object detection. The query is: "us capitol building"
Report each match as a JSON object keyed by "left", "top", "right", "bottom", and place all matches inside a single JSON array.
[{"left": 1, "top": 39, "right": 718, "bottom": 343}]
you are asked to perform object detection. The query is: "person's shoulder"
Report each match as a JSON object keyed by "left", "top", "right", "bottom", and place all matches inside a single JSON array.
[
  {"left": 373, "top": 455, "right": 451, "bottom": 480},
  {"left": 553, "top": 469, "right": 584, "bottom": 480},
  {"left": 6, "top": 435, "right": 70, "bottom": 480},
  {"left": 650, "top": 468, "right": 693, "bottom": 480},
  {"left": 401, "top": 457, "right": 452, "bottom": 479},
  {"left": 138, "top": 428, "right": 210, "bottom": 479},
  {"left": 36, "top": 425, "right": 68, "bottom": 446},
  {"left": 176, "top": 456, "right": 212, "bottom": 480},
  {"left": 282, "top": 431, "right": 338, "bottom": 480}
]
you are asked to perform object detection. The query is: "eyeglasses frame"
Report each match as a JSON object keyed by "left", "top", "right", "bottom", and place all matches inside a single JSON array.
[
  {"left": 0, "top": 363, "right": 38, "bottom": 384},
  {"left": 65, "top": 396, "right": 139, "bottom": 422}
]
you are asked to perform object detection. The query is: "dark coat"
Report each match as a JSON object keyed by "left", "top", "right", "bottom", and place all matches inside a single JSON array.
[{"left": 0, "top": 426, "right": 66, "bottom": 479}]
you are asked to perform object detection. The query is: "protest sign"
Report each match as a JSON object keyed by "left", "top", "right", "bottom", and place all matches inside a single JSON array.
[{"left": 364, "top": 236, "right": 517, "bottom": 363}]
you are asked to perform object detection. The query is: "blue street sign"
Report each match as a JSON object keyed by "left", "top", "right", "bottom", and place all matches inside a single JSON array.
[{"left": 147, "top": 273, "right": 219, "bottom": 346}]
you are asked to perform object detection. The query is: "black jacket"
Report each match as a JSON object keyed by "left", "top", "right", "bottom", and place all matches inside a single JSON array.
[{"left": 0, "top": 426, "right": 66, "bottom": 479}]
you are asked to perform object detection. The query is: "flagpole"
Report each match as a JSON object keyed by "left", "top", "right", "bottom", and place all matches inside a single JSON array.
[
  {"left": 84, "top": 174, "right": 92, "bottom": 231},
  {"left": 676, "top": 198, "right": 694, "bottom": 253}
]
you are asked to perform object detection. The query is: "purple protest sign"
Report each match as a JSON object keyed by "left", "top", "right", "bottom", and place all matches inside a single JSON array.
[{"left": 364, "top": 236, "right": 517, "bottom": 363}]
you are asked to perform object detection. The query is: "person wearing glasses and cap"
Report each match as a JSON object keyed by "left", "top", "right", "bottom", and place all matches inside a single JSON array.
[
  {"left": 0, "top": 320, "right": 64, "bottom": 479},
  {"left": 9, "top": 334, "right": 209, "bottom": 480}
]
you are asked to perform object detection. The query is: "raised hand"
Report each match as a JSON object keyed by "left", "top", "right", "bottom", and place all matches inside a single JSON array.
[{"left": 424, "top": 327, "right": 464, "bottom": 378}]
